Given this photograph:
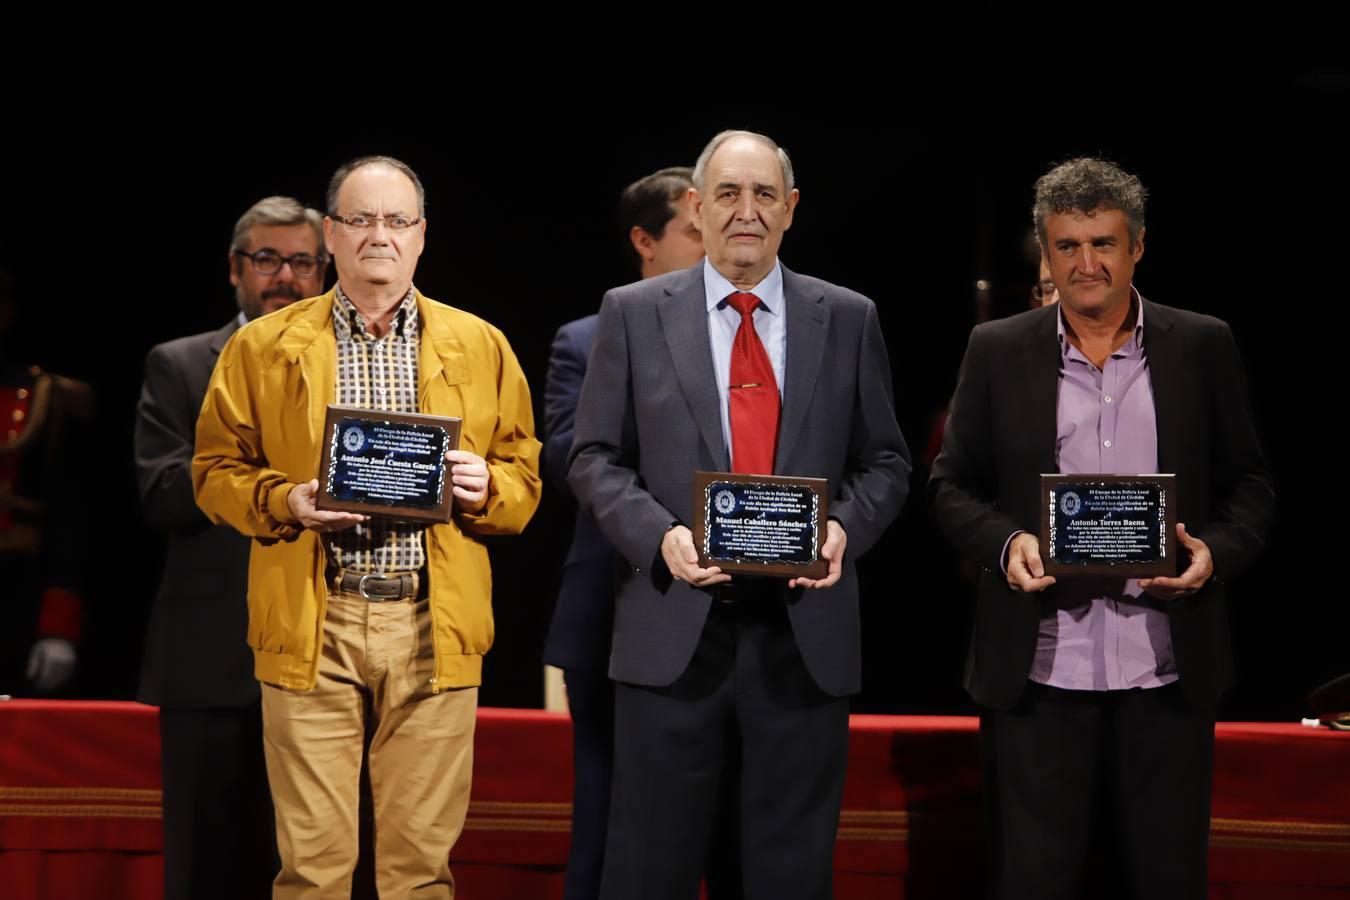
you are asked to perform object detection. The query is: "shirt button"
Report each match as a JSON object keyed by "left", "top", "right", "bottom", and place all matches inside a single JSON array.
[
  {"left": 1103, "top": 439, "right": 1113, "bottom": 449},
  {"left": 1103, "top": 395, "right": 1113, "bottom": 403}
]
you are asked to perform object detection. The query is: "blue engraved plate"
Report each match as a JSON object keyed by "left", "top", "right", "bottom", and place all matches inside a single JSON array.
[
  {"left": 1048, "top": 481, "right": 1164, "bottom": 566},
  {"left": 325, "top": 417, "right": 449, "bottom": 510},
  {"left": 703, "top": 480, "right": 820, "bottom": 566}
]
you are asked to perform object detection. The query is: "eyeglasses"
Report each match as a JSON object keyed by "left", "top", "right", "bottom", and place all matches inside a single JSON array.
[
  {"left": 234, "top": 249, "right": 326, "bottom": 277},
  {"left": 330, "top": 214, "right": 423, "bottom": 231}
]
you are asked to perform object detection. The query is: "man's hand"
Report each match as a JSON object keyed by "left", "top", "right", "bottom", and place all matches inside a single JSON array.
[
  {"left": 1007, "top": 532, "right": 1057, "bottom": 592},
  {"left": 446, "top": 449, "right": 490, "bottom": 513},
  {"left": 662, "top": 525, "right": 732, "bottom": 588},
  {"left": 286, "top": 479, "right": 367, "bottom": 532},
  {"left": 789, "top": 519, "right": 847, "bottom": 589},
  {"left": 26, "top": 638, "right": 77, "bottom": 692},
  {"left": 1139, "top": 523, "right": 1213, "bottom": 600}
]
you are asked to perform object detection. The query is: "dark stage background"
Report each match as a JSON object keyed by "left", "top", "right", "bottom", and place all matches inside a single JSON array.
[{"left": 2, "top": 49, "right": 1343, "bottom": 721}]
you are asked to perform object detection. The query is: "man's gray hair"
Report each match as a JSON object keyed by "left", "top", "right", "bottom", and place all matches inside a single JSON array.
[
  {"left": 326, "top": 155, "right": 426, "bottom": 218},
  {"left": 229, "top": 196, "right": 324, "bottom": 254},
  {"left": 692, "top": 130, "right": 796, "bottom": 194},
  {"left": 1033, "top": 157, "right": 1148, "bottom": 251}
]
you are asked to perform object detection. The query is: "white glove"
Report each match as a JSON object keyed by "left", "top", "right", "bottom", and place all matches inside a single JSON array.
[{"left": 26, "top": 638, "right": 77, "bottom": 692}]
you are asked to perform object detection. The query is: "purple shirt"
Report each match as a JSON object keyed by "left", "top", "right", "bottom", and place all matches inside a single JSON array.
[{"left": 1029, "top": 290, "right": 1177, "bottom": 691}]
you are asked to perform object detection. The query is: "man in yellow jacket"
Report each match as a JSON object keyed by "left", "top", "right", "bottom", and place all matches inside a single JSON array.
[{"left": 194, "top": 155, "right": 541, "bottom": 899}]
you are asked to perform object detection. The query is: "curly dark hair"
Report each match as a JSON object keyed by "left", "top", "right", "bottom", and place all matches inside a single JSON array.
[{"left": 1033, "top": 157, "right": 1147, "bottom": 251}]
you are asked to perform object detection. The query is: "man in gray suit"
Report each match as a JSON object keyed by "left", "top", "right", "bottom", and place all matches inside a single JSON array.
[
  {"left": 569, "top": 130, "right": 911, "bottom": 900},
  {"left": 136, "top": 195, "right": 326, "bottom": 900}
]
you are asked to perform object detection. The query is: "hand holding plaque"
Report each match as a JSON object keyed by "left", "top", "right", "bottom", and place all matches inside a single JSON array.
[
  {"left": 1005, "top": 532, "right": 1056, "bottom": 593},
  {"left": 692, "top": 471, "right": 830, "bottom": 579},
  {"left": 315, "top": 406, "right": 463, "bottom": 523},
  {"left": 288, "top": 478, "right": 367, "bottom": 532},
  {"left": 1040, "top": 474, "right": 1177, "bottom": 577},
  {"left": 1137, "top": 523, "right": 1214, "bottom": 599},
  {"left": 661, "top": 524, "right": 733, "bottom": 588},
  {"left": 787, "top": 518, "right": 846, "bottom": 590},
  {"left": 445, "top": 449, "right": 490, "bottom": 514}
]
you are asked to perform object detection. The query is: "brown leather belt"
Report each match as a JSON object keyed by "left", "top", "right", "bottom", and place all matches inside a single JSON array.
[{"left": 329, "top": 567, "right": 422, "bottom": 601}]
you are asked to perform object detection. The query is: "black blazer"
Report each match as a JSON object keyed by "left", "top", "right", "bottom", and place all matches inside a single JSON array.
[
  {"left": 136, "top": 319, "right": 257, "bottom": 708},
  {"left": 568, "top": 264, "right": 911, "bottom": 697},
  {"left": 930, "top": 299, "right": 1275, "bottom": 711}
]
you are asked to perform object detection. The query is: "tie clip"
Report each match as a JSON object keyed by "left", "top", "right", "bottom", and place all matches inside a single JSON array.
[{"left": 730, "top": 382, "right": 763, "bottom": 389}]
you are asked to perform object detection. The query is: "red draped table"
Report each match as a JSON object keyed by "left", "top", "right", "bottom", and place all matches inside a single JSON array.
[
  {"left": 0, "top": 701, "right": 161, "bottom": 899},
  {"left": 1, "top": 702, "right": 1347, "bottom": 899}
]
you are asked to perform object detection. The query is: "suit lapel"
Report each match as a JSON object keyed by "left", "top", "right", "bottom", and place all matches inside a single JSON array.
[
  {"left": 209, "top": 318, "right": 240, "bottom": 356},
  {"left": 1025, "top": 305, "right": 1061, "bottom": 473},
  {"left": 1141, "top": 298, "right": 1183, "bottom": 473},
  {"left": 776, "top": 266, "right": 828, "bottom": 470},
  {"left": 657, "top": 269, "right": 728, "bottom": 468}
]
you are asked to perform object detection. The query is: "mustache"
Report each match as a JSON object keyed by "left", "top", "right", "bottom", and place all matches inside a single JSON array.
[{"left": 263, "top": 284, "right": 304, "bottom": 302}]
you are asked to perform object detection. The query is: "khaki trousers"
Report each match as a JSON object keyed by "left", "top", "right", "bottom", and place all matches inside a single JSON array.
[{"left": 262, "top": 588, "right": 477, "bottom": 899}]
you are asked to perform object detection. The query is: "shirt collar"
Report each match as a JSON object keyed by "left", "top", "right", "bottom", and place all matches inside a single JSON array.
[
  {"left": 1057, "top": 284, "right": 1145, "bottom": 358},
  {"left": 702, "top": 257, "right": 784, "bottom": 315},
  {"left": 333, "top": 284, "right": 418, "bottom": 340}
]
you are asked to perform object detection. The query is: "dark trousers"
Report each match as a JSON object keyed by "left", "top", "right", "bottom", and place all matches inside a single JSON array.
[
  {"left": 160, "top": 705, "right": 277, "bottom": 900},
  {"left": 981, "top": 682, "right": 1215, "bottom": 900},
  {"left": 562, "top": 668, "right": 615, "bottom": 900},
  {"left": 599, "top": 591, "right": 849, "bottom": 900}
]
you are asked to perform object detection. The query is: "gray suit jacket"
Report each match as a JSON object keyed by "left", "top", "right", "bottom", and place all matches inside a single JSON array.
[
  {"left": 568, "top": 263, "right": 911, "bottom": 697},
  {"left": 136, "top": 319, "right": 257, "bottom": 708}
]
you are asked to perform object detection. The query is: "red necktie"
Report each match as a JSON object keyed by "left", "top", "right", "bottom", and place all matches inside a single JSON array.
[{"left": 726, "top": 292, "right": 779, "bottom": 474}]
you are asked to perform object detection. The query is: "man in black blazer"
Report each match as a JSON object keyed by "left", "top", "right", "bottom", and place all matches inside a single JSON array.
[
  {"left": 135, "top": 196, "right": 327, "bottom": 900},
  {"left": 569, "top": 130, "right": 911, "bottom": 900},
  {"left": 543, "top": 166, "right": 704, "bottom": 900},
  {"left": 930, "top": 158, "right": 1275, "bottom": 900}
]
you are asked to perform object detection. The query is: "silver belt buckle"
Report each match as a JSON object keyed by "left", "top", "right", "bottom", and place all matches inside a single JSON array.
[{"left": 358, "top": 573, "right": 380, "bottom": 600}]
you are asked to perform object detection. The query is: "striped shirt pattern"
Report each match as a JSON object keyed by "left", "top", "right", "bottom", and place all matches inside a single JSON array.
[{"left": 326, "top": 285, "right": 426, "bottom": 574}]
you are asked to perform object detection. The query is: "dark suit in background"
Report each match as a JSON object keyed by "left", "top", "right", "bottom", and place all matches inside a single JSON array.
[
  {"left": 544, "top": 316, "right": 615, "bottom": 675},
  {"left": 544, "top": 164, "right": 715, "bottom": 900},
  {"left": 136, "top": 318, "right": 275, "bottom": 900},
  {"left": 542, "top": 313, "right": 618, "bottom": 900}
]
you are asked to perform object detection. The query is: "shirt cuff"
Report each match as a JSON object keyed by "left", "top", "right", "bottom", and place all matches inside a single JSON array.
[{"left": 1000, "top": 530, "right": 1026, "bottom": 575}]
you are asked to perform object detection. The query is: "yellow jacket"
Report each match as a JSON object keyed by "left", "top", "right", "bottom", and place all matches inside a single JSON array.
[{"left": 192, "top": 288, "right": 541, "bottom": 691}]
